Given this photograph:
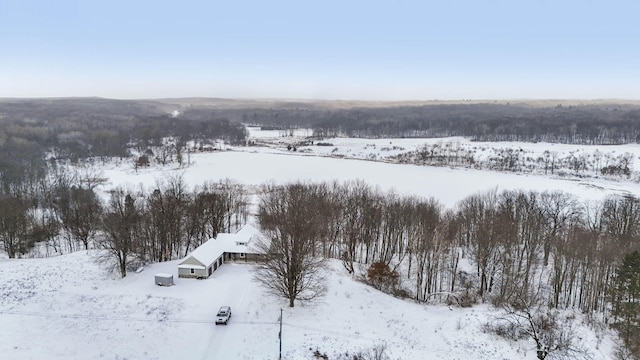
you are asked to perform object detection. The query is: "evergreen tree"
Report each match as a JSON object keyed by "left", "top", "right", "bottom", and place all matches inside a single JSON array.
[{"left": 612, "top": 250, "right": 640, "bottom": 356}]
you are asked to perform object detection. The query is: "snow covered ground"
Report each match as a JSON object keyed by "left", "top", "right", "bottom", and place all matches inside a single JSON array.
[
  {"left": 246, "top": 126, "right": 640, "bottom": 172},
  {"left": 0, "top": 252, "right": 615, "bottom": 359},
  {"left": 2, "top": 130, "right": 632, "bottom": 359}
]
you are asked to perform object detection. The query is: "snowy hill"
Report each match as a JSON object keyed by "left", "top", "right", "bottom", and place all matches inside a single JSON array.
[{"left": 0, "top": 251, "right": 615, "bottom": 359}]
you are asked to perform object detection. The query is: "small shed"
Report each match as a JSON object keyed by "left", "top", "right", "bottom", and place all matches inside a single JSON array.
[{"left": 155, "top": 273, "right": 174, "bottom": 286}]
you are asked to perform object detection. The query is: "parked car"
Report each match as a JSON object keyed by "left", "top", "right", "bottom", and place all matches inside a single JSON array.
[{"left": 215, "top": 306, "right": 232, "bottom": 325}]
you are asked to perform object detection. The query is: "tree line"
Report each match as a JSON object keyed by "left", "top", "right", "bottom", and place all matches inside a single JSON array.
[
  {"left": 0, "top": 173, "right": 249, "bottom": 277},
  {"left": 393, "top": 141, "right": 635, "bottom": 179},
  {"left": 207, "top": 101, "right": 640, "bottom": 145},
  {"left": 0, "top": 98, "right": 247, "bottom": 193},
  {"left": 252, "top": 181, "right": 640, "bottom": 357},
  {"left": 2, "top": 174, "right": 638, "bottom": 356},
  {"left": 251, "top": 181, "right": 639, "bottom": 309},
  {"left": 4, "top": 100, "right": 640, "bottom": 173},
  {"left": 5, "top": 176, "right": 633, "bottom": 319}
]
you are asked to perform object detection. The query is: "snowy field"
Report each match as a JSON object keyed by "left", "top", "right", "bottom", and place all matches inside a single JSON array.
[
  {"left": 246, "top": 126, "right": 640, "bottom": 171},
  {"left": 0, "top": 252, "right": 614, "bottom": 360},
  {"left": 2, "top": 130, "right": 633, "bottom": 359}
]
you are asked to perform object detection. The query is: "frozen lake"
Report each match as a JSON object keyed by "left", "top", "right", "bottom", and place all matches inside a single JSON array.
[{"left": 101, "top": 149, "right": 637, "bottom": 208}]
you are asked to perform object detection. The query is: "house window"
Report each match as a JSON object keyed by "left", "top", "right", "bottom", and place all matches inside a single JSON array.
[{"left": 190, "top": 268, "right": 195, "bottom": 274}]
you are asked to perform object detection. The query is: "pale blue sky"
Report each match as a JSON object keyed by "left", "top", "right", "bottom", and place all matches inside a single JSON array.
[{"left": 0, "top": 0, "right": 638, "bottom": 100}]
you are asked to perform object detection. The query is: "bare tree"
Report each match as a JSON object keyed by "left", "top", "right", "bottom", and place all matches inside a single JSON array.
[
  {"left": 601, "top": 195, "right": 640, "bottom": 253},
  {"left": 540, "top": 191, "right": 579, "bottom": 266},
  {"left": 198, "top": 183, "right": 228, "bottom": 239},
  {"left": 218, "top": 178, "right": 249, "bottom": 233},
  {"left": 55, "top": 186, "right": 103, "bottom": 251},
  {"left": 69, "top": 187, "right": 103, "bottom": 250},
  {"left": 376, "top": 194, "right": 411, "bottom": 267},
  {"left": 175, "top": 136, "right": 185, "bottom": 167},
  {"left": 98, "top": 188, "right": 141, "bottom": 278},
  {"left": 340, "top": 181, "right": 370, "bottom": 274},
  {"left": 411, "top": 198, "right": 444, "bottom": 301},
  {"left": 489, "top": 291, "right": 591, "bottom": 359},
  {"left": 494, "top": 191, "right": 545, "bottom": 305},
  {"left": 254, "top": 183, "right": 327, "bottom": 307},
  {"left": 181, "top": 188, "right": 208, "bottom": 256},
  {"left": 140, "top": 175, "right": 189, "bottom": 262},
  {"left": 50, "top": 171, "right": 103, "bottom": 252},
  {"left": 0, "top": 195, "right": 34, "bottom": 258},
  {"left": 156, "top": 143, "right": 172, "bottom": 166},
  {"left": 456, "top": 189, "right": 500, "bottom": 299}
]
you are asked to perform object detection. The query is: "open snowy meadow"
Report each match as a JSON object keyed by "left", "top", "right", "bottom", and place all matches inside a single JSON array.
[{"left": 1, "top": 129, "right": 634, "bottom": 359}]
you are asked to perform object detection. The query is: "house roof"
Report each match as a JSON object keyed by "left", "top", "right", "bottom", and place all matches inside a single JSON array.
[
  {"left": 236, "top": 223, "right": 263, "bottom": 240},
  {"left": 216, "top": 223, "right": 265, "bottom": 253},
  {"left": 178, "top": 224, "right": 264, "bottom": 268},
  {"left": 178, "top": 238, "right": 225, "bottom": 267},
  {"left": 177, "top": 264, "right": 206, "bottom": 270}
]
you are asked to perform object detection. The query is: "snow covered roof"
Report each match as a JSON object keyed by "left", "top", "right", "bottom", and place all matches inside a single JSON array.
[
  {"left": 179, "top": 237, "right": 228, "bottom": 267},
  {"left": 216, "top": 224, "right": 262, "bottom": 248},
  {"left": 177, "top": 264, "right": 205, "bottom": 270},
  {"left": 178, "top": 224, "right": 264, "bottom": 267},
  {"left": 235, "top": 223, "right": 264, "bottom": 240}
]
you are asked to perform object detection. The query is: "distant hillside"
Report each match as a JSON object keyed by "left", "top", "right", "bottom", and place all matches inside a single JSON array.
[{"left": 155, "top": 98, "right": 640, "bottom": 144}]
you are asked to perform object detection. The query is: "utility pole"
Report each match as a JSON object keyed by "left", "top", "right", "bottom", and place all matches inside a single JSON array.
[{"left": 279, "top": 308, "right": 283, "bottom": 360}]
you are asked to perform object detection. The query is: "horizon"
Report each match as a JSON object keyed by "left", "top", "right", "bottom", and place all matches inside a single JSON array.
[
  {"left": 2, "top": 0, "right": 639, "bottom": 100},
  {"left": 2, "top": 96, "right": 640, "bottom": 104}
]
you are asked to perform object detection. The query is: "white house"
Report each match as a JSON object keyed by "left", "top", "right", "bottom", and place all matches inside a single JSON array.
[{"left": 177, "top": 224, "right": 264, "bottom": 279}]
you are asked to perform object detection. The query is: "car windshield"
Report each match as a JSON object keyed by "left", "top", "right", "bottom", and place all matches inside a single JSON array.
[{"left": 218, "top": 310, "right": 227, "bottom": 316}]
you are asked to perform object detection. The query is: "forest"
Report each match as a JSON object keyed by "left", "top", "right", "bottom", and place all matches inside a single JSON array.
[
  {"left": 0, "top": 98, "right": 246, "bottom": 195},
  {"left": 2, "top": 98, "right": 639, "bottom": 198},
  {"left": 194, "top": 99, "right": 640, "bottom": 144}
]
